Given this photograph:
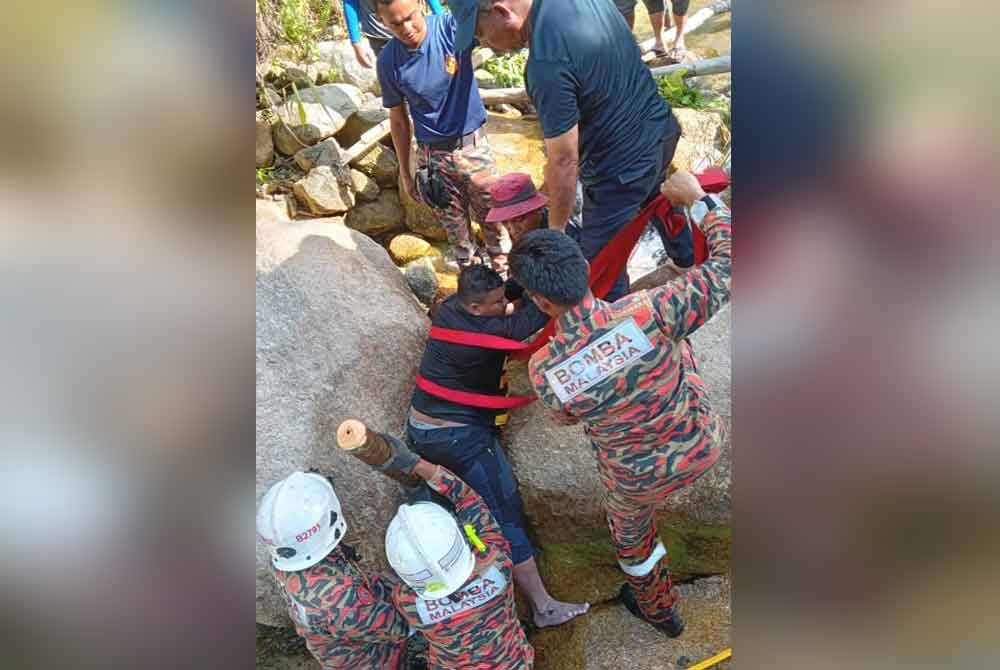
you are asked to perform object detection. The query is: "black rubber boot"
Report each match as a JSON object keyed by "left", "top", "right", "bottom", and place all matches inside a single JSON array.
[{"left": 619, "top": 583, "right": 685, "bottom": 638}]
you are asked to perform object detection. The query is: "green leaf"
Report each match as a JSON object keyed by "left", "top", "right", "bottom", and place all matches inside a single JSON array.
[{"left": 290, "top": 82, "right": 307, "bottom": 124}]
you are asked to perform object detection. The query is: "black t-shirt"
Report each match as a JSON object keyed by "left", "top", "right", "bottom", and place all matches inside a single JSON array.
[
  {"left": 411, "top": 296, "right": 550, "bottom": 426},
  {"left": 525, "top": 0, "right": 671, "bottom": 186}
]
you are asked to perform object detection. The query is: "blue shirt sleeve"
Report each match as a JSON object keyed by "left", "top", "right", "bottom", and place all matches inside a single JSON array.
[
  {"left": 342, "top": 0, "right": 363, "bottom": 44},
  {"left": 377, "top": 49, "right": 403, "bottom": 108},
  {"left": 426, "top": 0, "right": 444, "bottom": 15},
  {"left": 526, "top": 61, "right": 580, "bottom": 139}
]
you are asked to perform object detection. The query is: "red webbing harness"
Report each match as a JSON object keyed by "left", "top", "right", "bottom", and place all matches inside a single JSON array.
[
  {"left": 509, "top": 167, "right": 729, "bottom": 360},
  {"left": 416, "top": 167, "right": 729, "bottom": 404}
]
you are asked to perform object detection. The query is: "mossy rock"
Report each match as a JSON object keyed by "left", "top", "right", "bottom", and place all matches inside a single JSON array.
[
  {"left": 389, "top": 234, "right": 440, "bottom": 265},
  {"left": 534, "top": 522, "right": 730, "bottom": 606}
]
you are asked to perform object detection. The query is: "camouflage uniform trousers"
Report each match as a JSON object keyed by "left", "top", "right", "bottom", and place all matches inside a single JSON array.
[
  {"left": 601, "top": 416, "right": 725, "bottom": 625},
  {"left": 418, "top": 138, "right": 508, "bottom": 270}
]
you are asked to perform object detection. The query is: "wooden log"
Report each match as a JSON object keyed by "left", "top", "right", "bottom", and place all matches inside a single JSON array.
[
  {"left": 478, "top": 55, "right": 730, "bottom": 106},
  {"left": 336, "top": 419, "right": 421, "bottom": 487},
  {"left": 343, "top": 118, "right": 392, "bottom": 164},
  {"left": 479, "top": 87, "right": 531, "bottom": 106},
  {"left": 649, "top": 55, "right": 731, "bottom": 79},
  {"left": 639, "top": 0, "right": 731, "bottom": 61}
]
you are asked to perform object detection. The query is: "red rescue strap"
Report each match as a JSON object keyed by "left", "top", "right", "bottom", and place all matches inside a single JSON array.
[
  {"left": 509, "top": 167, "right": 728, "bottom": 360},
  {"left": 427, "top": 326, "right": 528, "bottom": 351},
  {"left": 416, "top": 168, "right": 729, "bottom": 403},
  {"left": 414, "top": 373, "right": 535, "bottom": 410}
]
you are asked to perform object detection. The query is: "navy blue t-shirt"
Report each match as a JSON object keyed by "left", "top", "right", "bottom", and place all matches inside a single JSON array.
[
  {"left": 525, "top": 0, "right": 672, "bottom": 186},
  {"left": 377, "top": 14, "right": 487, "bottom": 144}
]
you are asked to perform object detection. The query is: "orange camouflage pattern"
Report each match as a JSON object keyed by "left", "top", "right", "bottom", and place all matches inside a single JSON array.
[
  {"left": 528, "top": 207, "right": 732, "bottom": 622},
  {"left": 420, "top": 141, "right": 502, "bottom": 270},
  {"left": 272, "top": 546, "right": 408, "bottom": 669},
  {"left": 393, "top": 465, "right": 534, "bottom": 670}
]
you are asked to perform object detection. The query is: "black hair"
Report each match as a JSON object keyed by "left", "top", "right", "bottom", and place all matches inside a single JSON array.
[
  {"left": 457, "top": 264, "right": 504, "bottom": 306},
  {"left": 509, "top": 229, "right": 589, "bottom": 306}
]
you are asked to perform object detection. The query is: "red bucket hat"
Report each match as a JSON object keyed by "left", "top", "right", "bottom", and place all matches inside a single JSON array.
[{"left": 485, "top": 173, "right": 549, "bottom": 224}]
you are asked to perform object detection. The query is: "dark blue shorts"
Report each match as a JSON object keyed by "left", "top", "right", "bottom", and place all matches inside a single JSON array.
[{"left": 406, "top": 422, "right": 536, "bottom": 565}]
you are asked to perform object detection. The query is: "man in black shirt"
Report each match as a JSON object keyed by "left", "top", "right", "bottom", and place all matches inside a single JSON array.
[{"left": 408, "top": 265, "right": 589, "bottom": 627}]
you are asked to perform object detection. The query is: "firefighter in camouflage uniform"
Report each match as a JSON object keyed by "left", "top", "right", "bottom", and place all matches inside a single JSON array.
[
  {"left": 370, "top": 434, "right": 535, "bottom": 669},
  {"left": 376, "top": 0, "right": 504, "bottom": 272},
  {"left": 257, "top": 472, "right": 410, "bottom": 669},
  {"left": 510, "top": 171, "right": 732, "bottom": 637}
]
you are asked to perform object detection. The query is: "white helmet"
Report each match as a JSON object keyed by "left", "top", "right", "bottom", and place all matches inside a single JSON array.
[
  {"left": 385, "top": 502, "right": 475, "bottom": 600},
  {"left": 256, "top": 472, "right": 348, "bottom": 572}
]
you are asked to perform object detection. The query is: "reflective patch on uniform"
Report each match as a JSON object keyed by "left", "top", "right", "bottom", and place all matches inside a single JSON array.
[
  {"left": 290, "top": 599, "right": 310, "bottom": 625},
  {"left": 414, "top": 565, "right": 507, "bottom": 625},
  {"left": 545, "top": 318, "right": 654, "bottom": 403}
]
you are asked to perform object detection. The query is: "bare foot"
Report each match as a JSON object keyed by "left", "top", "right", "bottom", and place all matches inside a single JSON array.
[{"left": 533, "top": 599, "right": 590, "bottom": 628}]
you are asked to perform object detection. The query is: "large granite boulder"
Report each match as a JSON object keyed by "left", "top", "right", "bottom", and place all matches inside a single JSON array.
[
  {"left": 256, "top": 199, "right": 429, "bottom": 625},
  {"left": 273, "top": 83, "right": 364, "bottom": 156},
  {"left": 256, "top": 113, "right": 274, "bottom": 168},
  {"left": 336, "top": 98, "right": 390, "bottom": 148},
  {"left": 350, "top": 143, "right": 400, "bottom": 189},
  {"left": 345, "top": 189, "right": 406, "bottom": 238},
  {"left": 671, "top": 108, "right": 728, "bottom": 173},
  {"left": 502, "top": 305, "right": 732, "bottom": 604},
  {"left": 293, "top": 165, "right": 355, "bottom": 216},
  {"left": 293, "top": 138, "right": 348, "bottom": 172},
  {"left": 317, "top": 39, "right": 380, "bottom": 95},
  {"left": 400, "top": 184, "right": 449, "bottom": 242}
]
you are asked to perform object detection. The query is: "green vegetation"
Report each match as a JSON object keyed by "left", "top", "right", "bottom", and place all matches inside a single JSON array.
[
  {"left": 656, "top": 69, "right": 731, "bottom": 129},
  {"left": 257, "top": 167, "right": 275, "bottom": 183},
  {"left": 279, "top": 0, "right": 333, "bottom": 59},
  {"left": 483, "top": 51, "right": 528, "bottom": 88}
]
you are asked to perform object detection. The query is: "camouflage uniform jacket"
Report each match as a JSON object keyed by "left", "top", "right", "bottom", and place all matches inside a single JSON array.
[
  {"left": 528, "top": 209, "right": 732, "bottom": 494},
  {"left": 393, "top": 465, "right": 534, "bottom": 670},
  {"left": 273, "top": 546, "right": 408, "bottom": 670}
]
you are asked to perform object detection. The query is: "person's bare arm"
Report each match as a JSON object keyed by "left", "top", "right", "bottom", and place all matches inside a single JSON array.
[
  {"left": 543, "top": 125, "right": 580, "bottom": 233},
  {"left": 388, "top": 104, "right": 417, "bottom": 201}
]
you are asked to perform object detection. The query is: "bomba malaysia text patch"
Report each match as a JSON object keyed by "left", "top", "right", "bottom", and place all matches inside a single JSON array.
[
  {"left": 544, "top": 318, "right": 654, "bottom": 403},
  {"left": 414, "top": 566, "right": 507, "bottom": 625}
]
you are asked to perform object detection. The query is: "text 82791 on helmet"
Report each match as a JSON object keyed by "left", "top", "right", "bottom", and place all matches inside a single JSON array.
[{"left": 256, "top": 472, "right": 348, "bottom": 572}]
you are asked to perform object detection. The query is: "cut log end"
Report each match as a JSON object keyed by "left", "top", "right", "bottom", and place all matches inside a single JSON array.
[{"left": 337, "top": 419, "right": 368, "bottom": 450}]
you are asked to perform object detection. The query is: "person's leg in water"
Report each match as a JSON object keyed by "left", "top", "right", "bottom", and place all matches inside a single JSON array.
[{"left": 406, "top": 422, "right": 589, "bottom": 627}]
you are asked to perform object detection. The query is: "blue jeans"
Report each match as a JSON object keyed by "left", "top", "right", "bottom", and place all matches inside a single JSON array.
[
  {"left": 581, "top": 117, "right": 691, "bottom": 301},
  {"left": 406, "top": 422, "right": 535, "bottom": 565}
]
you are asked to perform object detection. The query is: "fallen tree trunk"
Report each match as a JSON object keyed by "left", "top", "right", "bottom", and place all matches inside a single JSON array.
[
  {"left": 479, "top": 55, "right": 730, "bottom": 106},
  {"left": 343, "top": 118, "right": 392, "bottom": 163},
  {"left": 639, "top": 0, "right": 731, "bottom": 61}
]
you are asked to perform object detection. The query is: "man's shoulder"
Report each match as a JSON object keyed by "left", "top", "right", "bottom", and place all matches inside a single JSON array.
[
  {"left": 432, "top": 295, "right": 469, "bottom": 327},
  {"left": 277, "top": 563, "right": 349, "bottom": 602}
]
